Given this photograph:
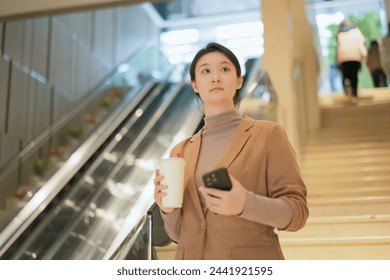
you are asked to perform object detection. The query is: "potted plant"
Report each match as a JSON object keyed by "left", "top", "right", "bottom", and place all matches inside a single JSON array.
[
  {"left": 98, "top": 96, "right": 114, "bottom": 110},
  {"left": 67, "top": 124, "right": 84, "bottom": 139},
  {"left": 31, "top": 157, "right": 51, "bottom": 177}
]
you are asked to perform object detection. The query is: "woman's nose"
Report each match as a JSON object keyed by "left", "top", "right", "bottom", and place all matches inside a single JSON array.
[{"left": 212, "top": 76, "right": 221, "bottom": 83}]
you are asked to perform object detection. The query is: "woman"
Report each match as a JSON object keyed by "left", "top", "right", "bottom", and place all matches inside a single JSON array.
[
  {"left": 366, "top": 40, "right": 387, "bottom": 87},
  {"left": 154, "top": 42, "right": 308, "bottom": 260},
  {"left": 380, "top": 21, "right": 390, "bottom": 83},
  {"left": 336, "top": 19, "right": 367, "bottom": 102}
]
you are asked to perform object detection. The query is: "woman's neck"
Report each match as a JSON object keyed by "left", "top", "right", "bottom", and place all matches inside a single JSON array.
[{"left": 204, "top": 104, "right": 235, "bottom": 117}]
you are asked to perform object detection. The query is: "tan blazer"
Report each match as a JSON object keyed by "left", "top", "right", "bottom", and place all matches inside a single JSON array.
[{"left": 161, "top": 116, "right": 308, "bottom": 260}]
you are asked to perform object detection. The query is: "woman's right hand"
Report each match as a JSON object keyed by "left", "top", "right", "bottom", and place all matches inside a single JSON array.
[{"left": 153, "top": 169, "right": 175, "bottom": 214}]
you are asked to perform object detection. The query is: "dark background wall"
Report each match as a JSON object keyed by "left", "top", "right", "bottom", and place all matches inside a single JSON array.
[{"left": 0, "top": 3, "right": 159, "bottom": 169}]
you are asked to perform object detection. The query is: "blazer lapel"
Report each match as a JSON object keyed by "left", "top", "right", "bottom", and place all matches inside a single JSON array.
[
  {"left": 185, "top": 131, "right": 205, "bottom": 219},
  {"left": 215, "top": 116, "right": 255, "bottom": 169}
]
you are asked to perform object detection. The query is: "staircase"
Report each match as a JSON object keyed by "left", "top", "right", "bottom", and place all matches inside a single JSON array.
[
  {"left": 155, "top": 89, "right": 390, "bottom": 260},
  {"left": 279, "top": 89, "right": 390, "bottom": 259}
]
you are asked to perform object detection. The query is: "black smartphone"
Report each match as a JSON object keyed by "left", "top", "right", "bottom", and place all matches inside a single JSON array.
[{"left": 202, "top": 167, "right": 232, "bottom": 191}]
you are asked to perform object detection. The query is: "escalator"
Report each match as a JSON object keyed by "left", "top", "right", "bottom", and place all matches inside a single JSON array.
[{"left": 1, "top": 77, "right": 202, "bottom": 259}]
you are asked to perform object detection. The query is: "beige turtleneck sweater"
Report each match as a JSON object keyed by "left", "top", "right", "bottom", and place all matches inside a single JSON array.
[
  {"left": 196, "top": 110, "right": 292, "bottom": 229},
  {"left": 195, "top": 111, "right": 241, "bottom": 191}
]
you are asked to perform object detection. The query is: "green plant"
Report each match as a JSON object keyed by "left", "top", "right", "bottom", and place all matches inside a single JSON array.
[
  {"left": 98, "top": 96, "right": 114, "bottom": 109},
  {"left": 32, "top": 158, "right": 51, "bottom": 176},
  {"left": 67, "top": 124, "right": 84, "bottom": 139}
]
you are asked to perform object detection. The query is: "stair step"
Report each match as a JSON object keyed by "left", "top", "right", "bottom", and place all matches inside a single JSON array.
[
  {"left": 303, "top": 167, "right": 390, "bottom": 179},
  {"left": 322, "top": 112, "right": 390, "bottom": 121},
  {"left": 278, "top": 215, "right": 390, "bottom": 238},
  {"left": 308, "top": 186, "right": 390, "bottom": 198},
  {"left": 303, "top": 163, "right": 390, "bottom": 172},
  {"left": 304, "top": 175, "right": 390, "bottom": 188},
  {"left": 308, "top": 125, "right": 390, "bottom": 134},
  {"left": 308, "top": 196, "right": 390, "bottom": 216},
  {"left": 280, "top": 236, "right": 390, "bottom": 260},
  {"left": 306, "top": 137, "right": 390, "bottom": 147},
  {"left": 322, "top": 109, "right": 390, "bottom": 118},
  {"left": 302, "top": 149, "right": 390, "bottom": 160},
  {"left": 156, "top": 243, "right": 176, "bottom": 260},
  {"left": 302, "top": 158, "right": 390, "bottom": 170},
  {"left": 306, "top": 128, "right": 390, "bottom": 139},
  {"left": 319, "top": 89, "right": 390, "bottom": 105},
  {"left": 305, "top": 138, "right": 390, "bottom": 149},
  {"left": 305, "top": 183, "right": 390, "bottom": 191},
  {"left": 320, "top": 122, "right": 390, "bottom": 129}
]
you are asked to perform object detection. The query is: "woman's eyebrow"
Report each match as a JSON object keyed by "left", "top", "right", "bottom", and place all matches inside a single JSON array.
[
  {"left": 198, "top": 61, "right": 232, "bottom": 69},
  {"left": 198, "top": 63, "right": 209, "bottom": 69},
  {"left": 220, "top": 61, "right": 233, "bottom": 66}
]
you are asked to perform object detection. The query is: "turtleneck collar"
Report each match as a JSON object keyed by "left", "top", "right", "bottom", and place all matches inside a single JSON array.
[{"left": 203, "top": 110, "right": 241, "bottom": 130}]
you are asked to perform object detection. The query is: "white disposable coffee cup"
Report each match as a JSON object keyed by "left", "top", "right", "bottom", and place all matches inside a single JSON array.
[{"left": 159, "top": 157, "right": 185, "bottom": 208}]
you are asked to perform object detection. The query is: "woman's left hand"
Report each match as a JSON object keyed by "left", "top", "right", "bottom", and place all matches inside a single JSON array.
[{"left": 199, "top": 173, "right": 247, "bottom": 216}]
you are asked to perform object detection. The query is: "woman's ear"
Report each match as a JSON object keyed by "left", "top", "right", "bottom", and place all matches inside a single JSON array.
[
  {"left": 191, "top": 80, "right": 199, "bottom": 92},
  {"left": 236, "top": 76, "right": 244, "bottom": 89}
]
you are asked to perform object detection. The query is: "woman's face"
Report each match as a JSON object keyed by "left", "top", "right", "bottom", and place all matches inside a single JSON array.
[{"left": 191, "top": 51, "right": 243, "bottom": 113}]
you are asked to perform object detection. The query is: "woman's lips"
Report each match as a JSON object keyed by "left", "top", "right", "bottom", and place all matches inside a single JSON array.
[{"left": 210, "top": 87, "right": 223, "bottom": 92}]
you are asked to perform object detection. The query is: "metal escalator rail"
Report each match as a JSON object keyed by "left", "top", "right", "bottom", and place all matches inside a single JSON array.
[
  {"left": 3, "top": 80, "right": 184, "bottom": 259},
  {"left": 2, "top": 78, "right": 202, "bottom": 259},
  {"left": 96, "top": 81, "right": 191, "bottom": 259},
  {"left": 106, "top": 84, "right": 204, "bottom": 260},
  {"left": 0, "top": 80, "right": 156, "bottom": 257},
  {"left": 42, "top": 82, "right": 178, "bottom": 260},
  {"left": 3, "top": 80, "right": 169, "bottom": 260},
  {"left": 63, "top": 81, "right": 191, "bottom": 260},
  {"left": 108, "top": 203, "right": 161, "bottom": 260},
  {"left": 108, "top": 214, "right": 151, "bottom": 260}
]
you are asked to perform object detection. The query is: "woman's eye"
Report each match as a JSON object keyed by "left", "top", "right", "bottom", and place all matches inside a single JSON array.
[
  {"left": 201, "top": 69, "right": 210, "bottom": 74},
  {"left": 221, "top": 67, "right": 230, "bottom": 72}
]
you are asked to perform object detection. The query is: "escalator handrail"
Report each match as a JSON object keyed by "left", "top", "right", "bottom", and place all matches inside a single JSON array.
[
  {"left": 0, "top": 80, "right": 157, "bottom": 256},
  {"left": 105, "top": 87, "right": 204, "bottom": 260},
  {"left": 41, "top": 81, "right": 179, "bottom": 259},
  {"left": 99, "top": 80, "right": 187, "bottom": 259}
]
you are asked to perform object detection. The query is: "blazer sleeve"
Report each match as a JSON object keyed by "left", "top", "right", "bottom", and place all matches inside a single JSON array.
[
  {"left": 160, "top": 208, "right": 181, "bottom": 242},
  {"left": 265, "top": 124, "right": 309, "bottom": 231},
  {"left": 238, "top": 123, "right": 308, "bottom": 231}
]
